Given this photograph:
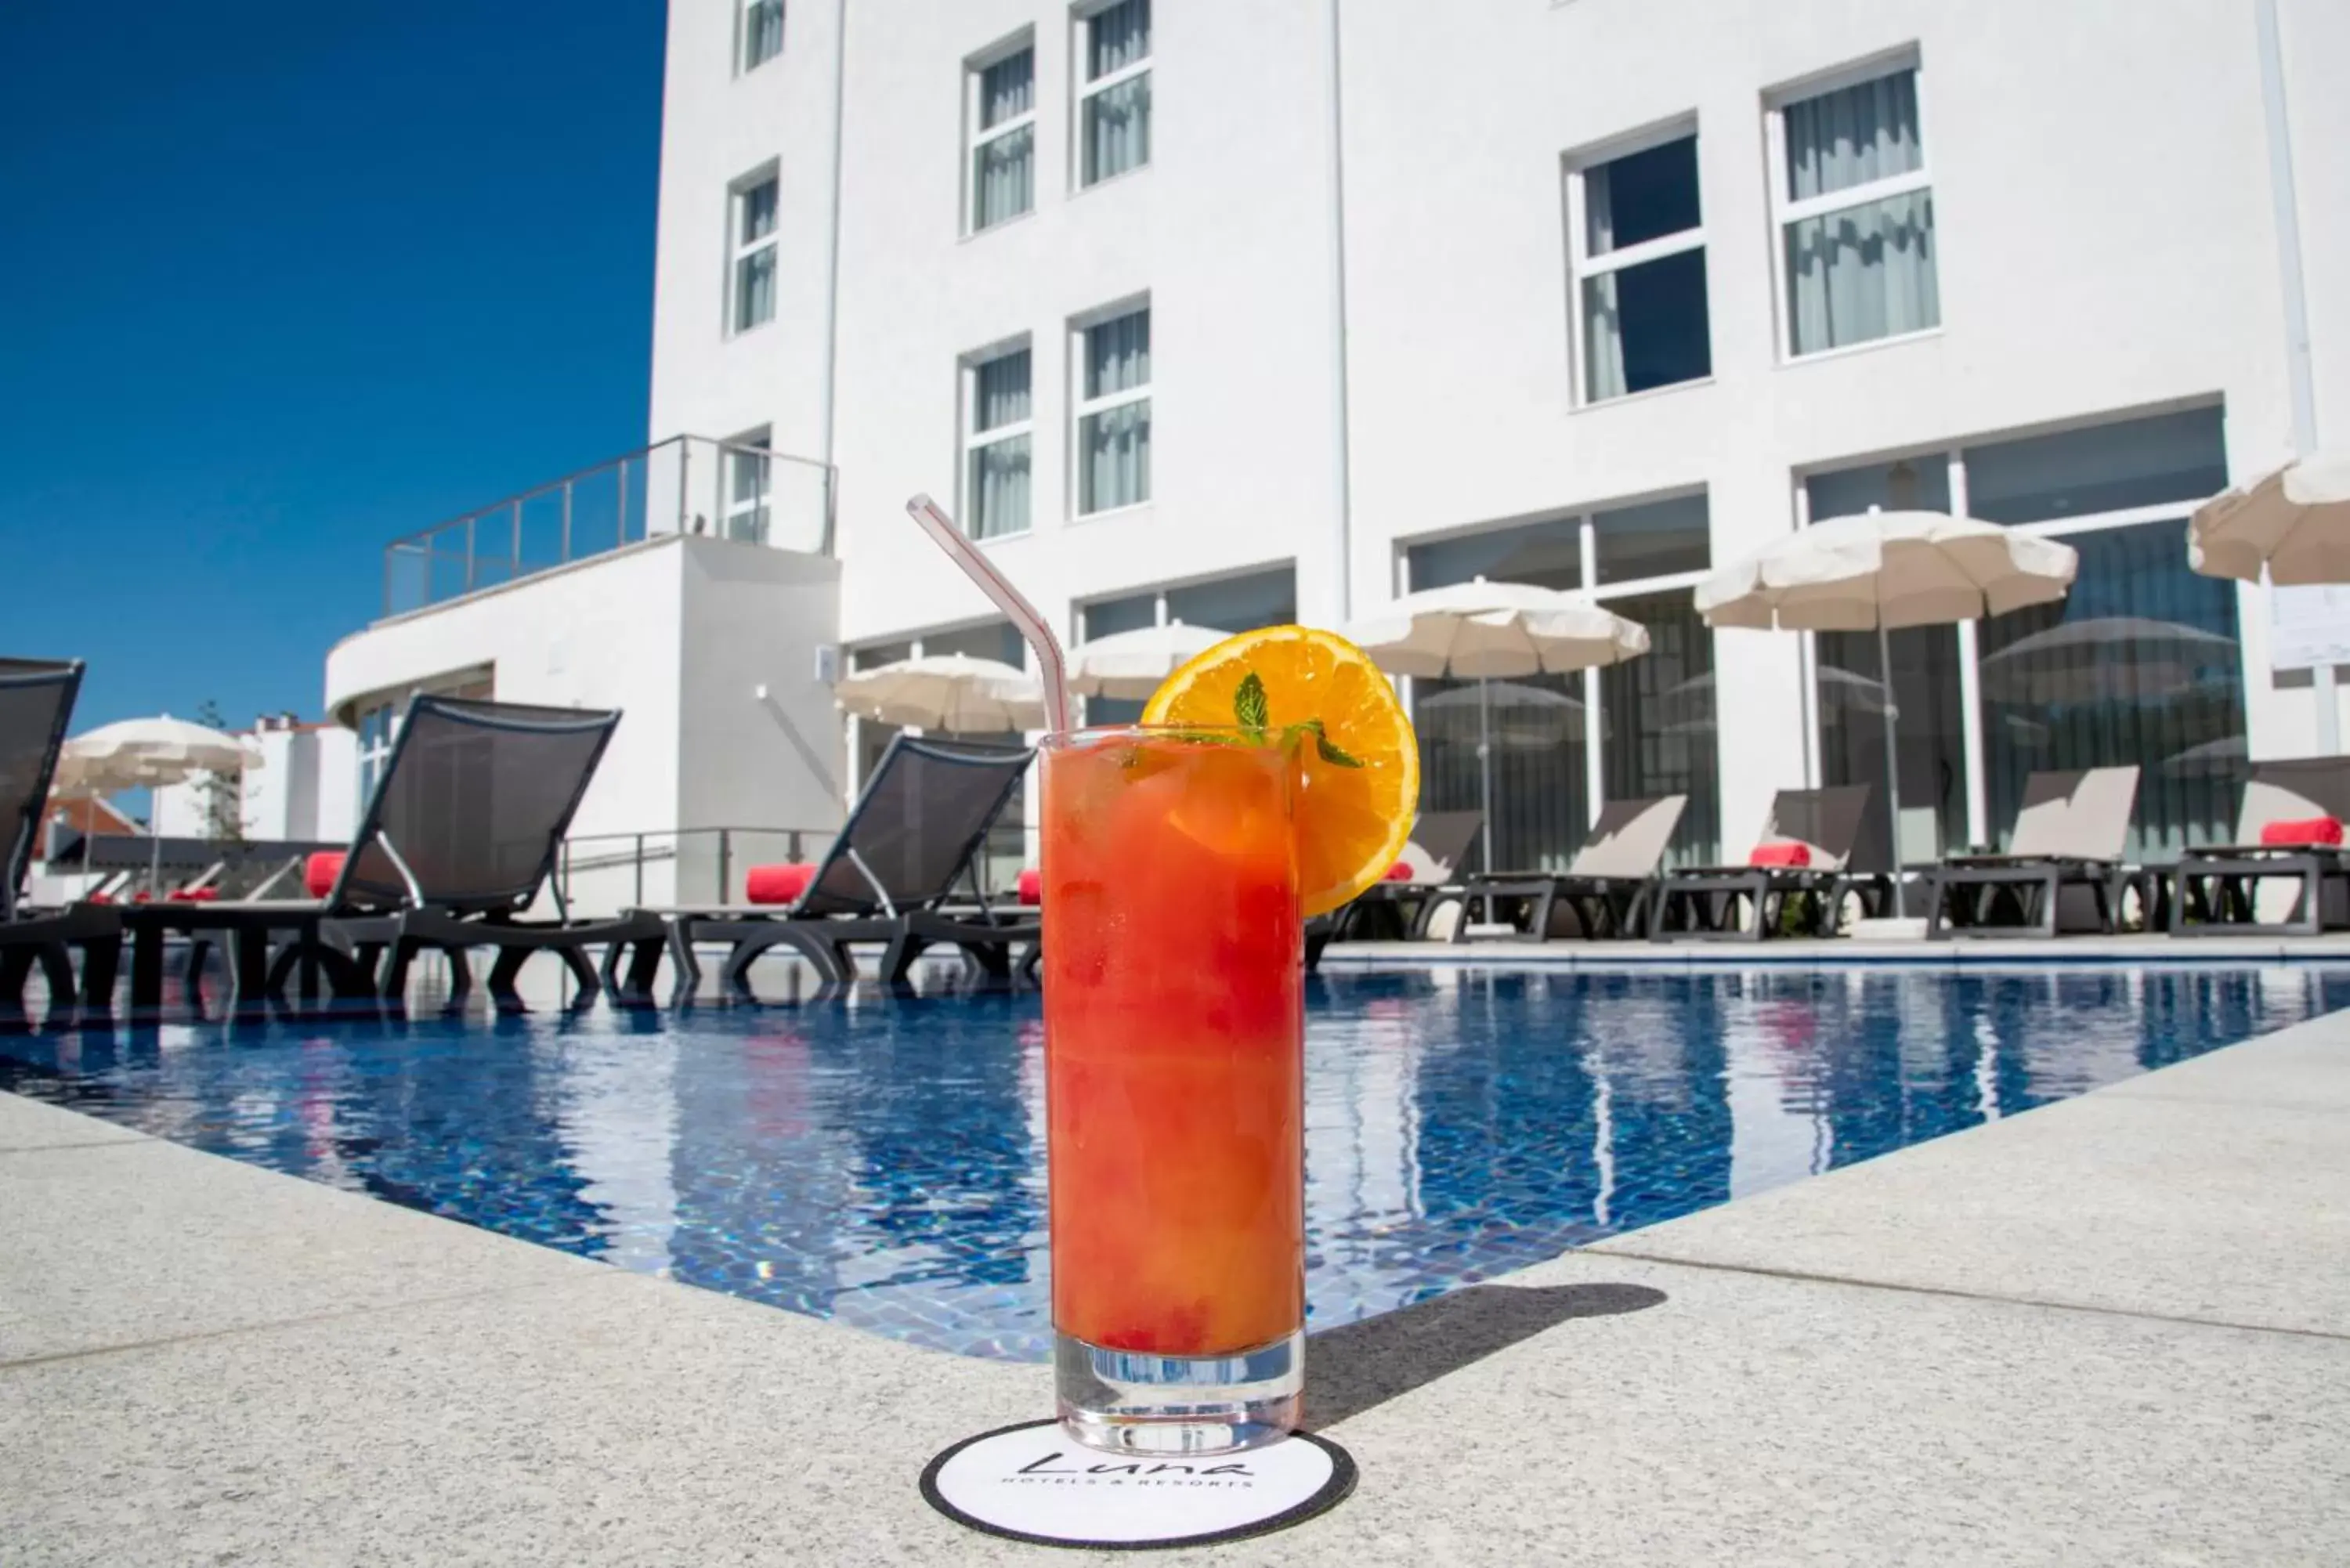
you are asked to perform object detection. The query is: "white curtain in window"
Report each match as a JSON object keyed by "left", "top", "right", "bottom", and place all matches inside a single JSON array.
[
  {"left": 1083, "top": 74, "right": 1150, "bottom": 184},
  {"left": 1085, "top": 312, "right": 1149, "bottom": 396},
  {"left": 1784, "top": 70, "right": 1922, "bottom": 201},
  {"left": 974, "top": 51, "right": 1034, "bottom": 229},
  {"left": 1087, "top": 0, "right": 1150, "bottom": 76},
  {"left": 1081, "top": 403, "right": 1150, "bottom": 513},
  {"left": 1578, "top": 162, "right": 1627, "bottom": 400},
  {"left": 974, "top": 129, "right": 1034, "bottom": 229},
  {"left": 735, "top": 248, "right": 776, "bottom": 331},
  {"left": 975, "top": 349, "right": 1031, "bottom": 429},
  {"left": 1581, "top": 276, "right": 1627, "bottom": 403},
  {"left": 1785, "top": 190, "right": 1938, "bottom": 354},
  {"left": 971, "top": 438, "right": 1031, "bottom": 539},
  {"left": 982, "top": 50, "right": 1032, "bottom": 125},
  {"left": 744, "top": 0, "right": 784, "bottom": 68}
]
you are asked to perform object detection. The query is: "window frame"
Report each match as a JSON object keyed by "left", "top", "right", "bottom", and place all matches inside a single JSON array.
[
  {"left": 1764, "top": 50, "right": 1936, "bottom": 363},
  {"left": 1070, "top": 299, "right": 1153, "bottom": 519},
  {"left": 738, "top": 0, "right": 785, "bottom": 74},
  {"left": 961, "top": 339, "right": 1036, "bottom": 540},
  {"left": 964, "top": 34, "right": 1037, "bottom": 236},
  {"left": 1073, "top": 0, "right": 1152, "bottom": 190},
  {"left": 727, "top": 165, "right": 781, "bottom": 337},
  {"left": 1561, "top": 117, "right": 1708, "bottom": 407}
]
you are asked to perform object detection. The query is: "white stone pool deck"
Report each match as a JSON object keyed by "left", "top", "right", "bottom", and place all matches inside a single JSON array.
[{"left": 3, "top": 995, "right": 2348, "bottom": 1563}]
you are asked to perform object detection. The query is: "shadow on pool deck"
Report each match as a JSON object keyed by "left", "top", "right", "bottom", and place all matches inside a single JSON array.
[{"left": 1305, "top": 1280, "right": 1667, "bottom": 1429}]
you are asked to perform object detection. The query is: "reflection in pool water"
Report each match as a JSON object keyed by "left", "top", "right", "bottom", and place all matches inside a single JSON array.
[{"left": 4, "top": 965, "right": 2345, "bottom": 1361}]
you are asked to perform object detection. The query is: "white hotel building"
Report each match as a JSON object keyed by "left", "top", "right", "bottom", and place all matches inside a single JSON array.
[{"left": 322, "top": 0, "right": 2350, "bottom": 902}]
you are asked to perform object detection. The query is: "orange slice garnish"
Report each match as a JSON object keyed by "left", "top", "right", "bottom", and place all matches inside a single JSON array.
[{"left": 1141, "top": 625, "right": 1419, "bottom": 919}]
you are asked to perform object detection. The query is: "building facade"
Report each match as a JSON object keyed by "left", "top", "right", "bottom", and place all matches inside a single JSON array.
[{"left": 325, "top": 0, "right": 2350, "bottom": 890}]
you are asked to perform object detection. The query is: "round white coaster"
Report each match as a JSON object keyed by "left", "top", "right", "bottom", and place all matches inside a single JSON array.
[{"left": 920, "top": 1419, "right": 1356, "bottom": 1551}]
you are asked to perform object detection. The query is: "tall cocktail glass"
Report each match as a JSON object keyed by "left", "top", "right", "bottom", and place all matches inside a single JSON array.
[{"left": 1041, "top": 726, "right": 1305, "bottom": 1456}]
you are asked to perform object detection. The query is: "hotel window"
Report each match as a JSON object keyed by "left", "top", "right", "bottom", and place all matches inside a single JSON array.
[
  {"left": 1403, "top": 495, "right": 1719, "bottom": 873},
  {"left": 1077, "top": 0, "right": 1151, "bottom": 187},
  {"left": 967, "top": 41, "right": 1036, "bottom": 233},
  {"left": 1565, "top": 128, "right": 1710, "bottom": 403},
  {"left": 964, "top": 345, "right": 1033, "bottom": 540},
  {"left": 730, "top": 169, "right": 779, "bottom": 334},
  {"left": 1768, "top": 59, "right": 1938, "bottom": 357},
  {"left": 740, "top": 0, "right": 784, "bottom": 72},
  {"left": 1075, "top": 305, "right": 1150, "bottom": 515},
  {"left": 1807, "top": 406, "right": 2237, "bottom": 863},
  {"left": 723, "top": 427, "right": 771, "bottom": 544}
]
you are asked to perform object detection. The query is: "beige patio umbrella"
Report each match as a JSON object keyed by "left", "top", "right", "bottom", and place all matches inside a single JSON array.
[
  {"left": 1066, "top": 620, "right": 1231, "bottom": 701},
  {"left": 59, "top": 715, "right": 260, "bottom": 891},
  {"left": 2188, "top": 451, "right": 2350, "bottom": 587},
  {"left": 2189, "top": 450, "right": 2350, "bottom": 752},
  {"left": 1694, "top": 510, "right": 2078, "bottom": 916},
  {"left": 833, "top": 653, "right": 1046, "bottom": 733},
  {"left": 1347, "top": 577, "right": 1649, "bottom": 871}
]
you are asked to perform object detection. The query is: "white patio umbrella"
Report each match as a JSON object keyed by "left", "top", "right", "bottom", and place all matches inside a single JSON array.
[
  {"left": 1067, "top": 620, "right": 1231, "bottom": 701},
  {"left": 833, "top": 652, "right": 1046, "bottom": 733},
  {"left": 2189, "top": 451, "right": 2350, "bottom": 752},
  {"left": 59, "top": 715, "right": 259, "bottom": 891},
  {"left": 2188, "top": 450, "right": 2350, "bottom": 587},
  {"left": 1347, "top": 577, "right": 1649, "bottom": 871},
  {"left": 1694, "top": 509, "right": 2078, "bottom": 916}
]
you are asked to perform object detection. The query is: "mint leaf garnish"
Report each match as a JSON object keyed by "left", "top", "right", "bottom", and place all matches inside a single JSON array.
[
  {"left": 1277, "top": 718, "right": 1365, "bottom": 768},
  {"left": 1315, "top": 733, "right": 1365, "bottom": 768},
  {"left": 1234, "top": 672, "right": 1269, "bottom": 739}
]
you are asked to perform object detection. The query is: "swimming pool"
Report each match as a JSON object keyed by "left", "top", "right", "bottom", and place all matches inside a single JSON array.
[{"left": 4, "top": 965, "right": 2344, "bottom": 1360}]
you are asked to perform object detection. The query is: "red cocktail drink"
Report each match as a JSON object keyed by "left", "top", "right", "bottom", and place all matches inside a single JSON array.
[{"left": 1041, "top": 728, "right": 1304, "bottom": 1454}]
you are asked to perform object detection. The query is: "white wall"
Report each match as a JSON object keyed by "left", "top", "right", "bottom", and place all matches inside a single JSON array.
[
  {"left": 647, "top": 0, "right": 841, "bottom": 461},
  {"left": 324, "top": 532, "right": 843, "bottom": 905},
  {"left": 328, "top": 537, "right": 692, "bottom": 865},
  {"left": 674, "top": 535, "right": 846, "bottom": 899}
]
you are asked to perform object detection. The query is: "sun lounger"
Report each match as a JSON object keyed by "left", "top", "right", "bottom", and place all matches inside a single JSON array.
[
  {"left": 2169, "top": 756, "right": 2350, "bottom": 938},
  {"left": 1924, "top": 767, "right": 2139, "bottom": 938},
  {"left": 1648, "top": 785, "right": 1878, "bottom": 941},
  {"left": 1455, "top": 796, "right": 1689, "bottom": 941},
  {"left": 0, "top": 657, "right": 121, "bottom": 1013},
  {"left": 617, "top": 734, "right": 1036, "bottom": 997},
  {"left": 118, "top": 697, "right": 660, "bottom": 1010},
  {"left": 1321, "top": 811, "right": 1484, "bottom": 945}
]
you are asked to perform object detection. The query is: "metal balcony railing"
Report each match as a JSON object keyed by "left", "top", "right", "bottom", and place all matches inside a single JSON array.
[
  {"left": 381, "top": 435, "right": 836, "bottom": 617},
  {"left": 555, "top": 824, "right": 1032, "bottom": 916}
]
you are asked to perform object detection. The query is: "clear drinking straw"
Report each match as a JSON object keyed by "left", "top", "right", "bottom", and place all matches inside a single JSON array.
[{"left": 906, "top": 494, "right": 1073, "bottom": 735}]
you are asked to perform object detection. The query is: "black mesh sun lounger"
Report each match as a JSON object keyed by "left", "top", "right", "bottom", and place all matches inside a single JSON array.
[
  {"left": 0, "top": 657, "right": 121, "bottom": 1014},
  {"left": 118, "top": 697, "right": 660, "bottom": 1011},
  {"left": 616, "top": 733, "right": 1036, "bottom": 999}
]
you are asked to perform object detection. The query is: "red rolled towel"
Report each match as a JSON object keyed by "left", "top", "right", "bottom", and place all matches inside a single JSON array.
[
  {"left": 2260, "top": 815, "right": 2344, "bottom": 847},
  {"left": 745, "top": 862, "right": 817, "bottom": 905}
]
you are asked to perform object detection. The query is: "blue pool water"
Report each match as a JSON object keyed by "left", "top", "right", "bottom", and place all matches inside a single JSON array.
[{"left": 3, "top": 965, "right": 2345, "bottom": 1360}]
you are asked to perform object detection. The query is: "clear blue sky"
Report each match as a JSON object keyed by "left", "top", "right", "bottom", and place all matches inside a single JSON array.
[{"left": 0, "top": 2, "right": 667, "bottom": 732}]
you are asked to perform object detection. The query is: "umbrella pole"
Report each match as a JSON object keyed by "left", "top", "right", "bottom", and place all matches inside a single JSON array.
[
  {"left": 1877, "top": 623, "right": 1907, "bottom": 919},
  {"left": 1478, "top": 677, "right": 1495, "bottom": 874}
]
